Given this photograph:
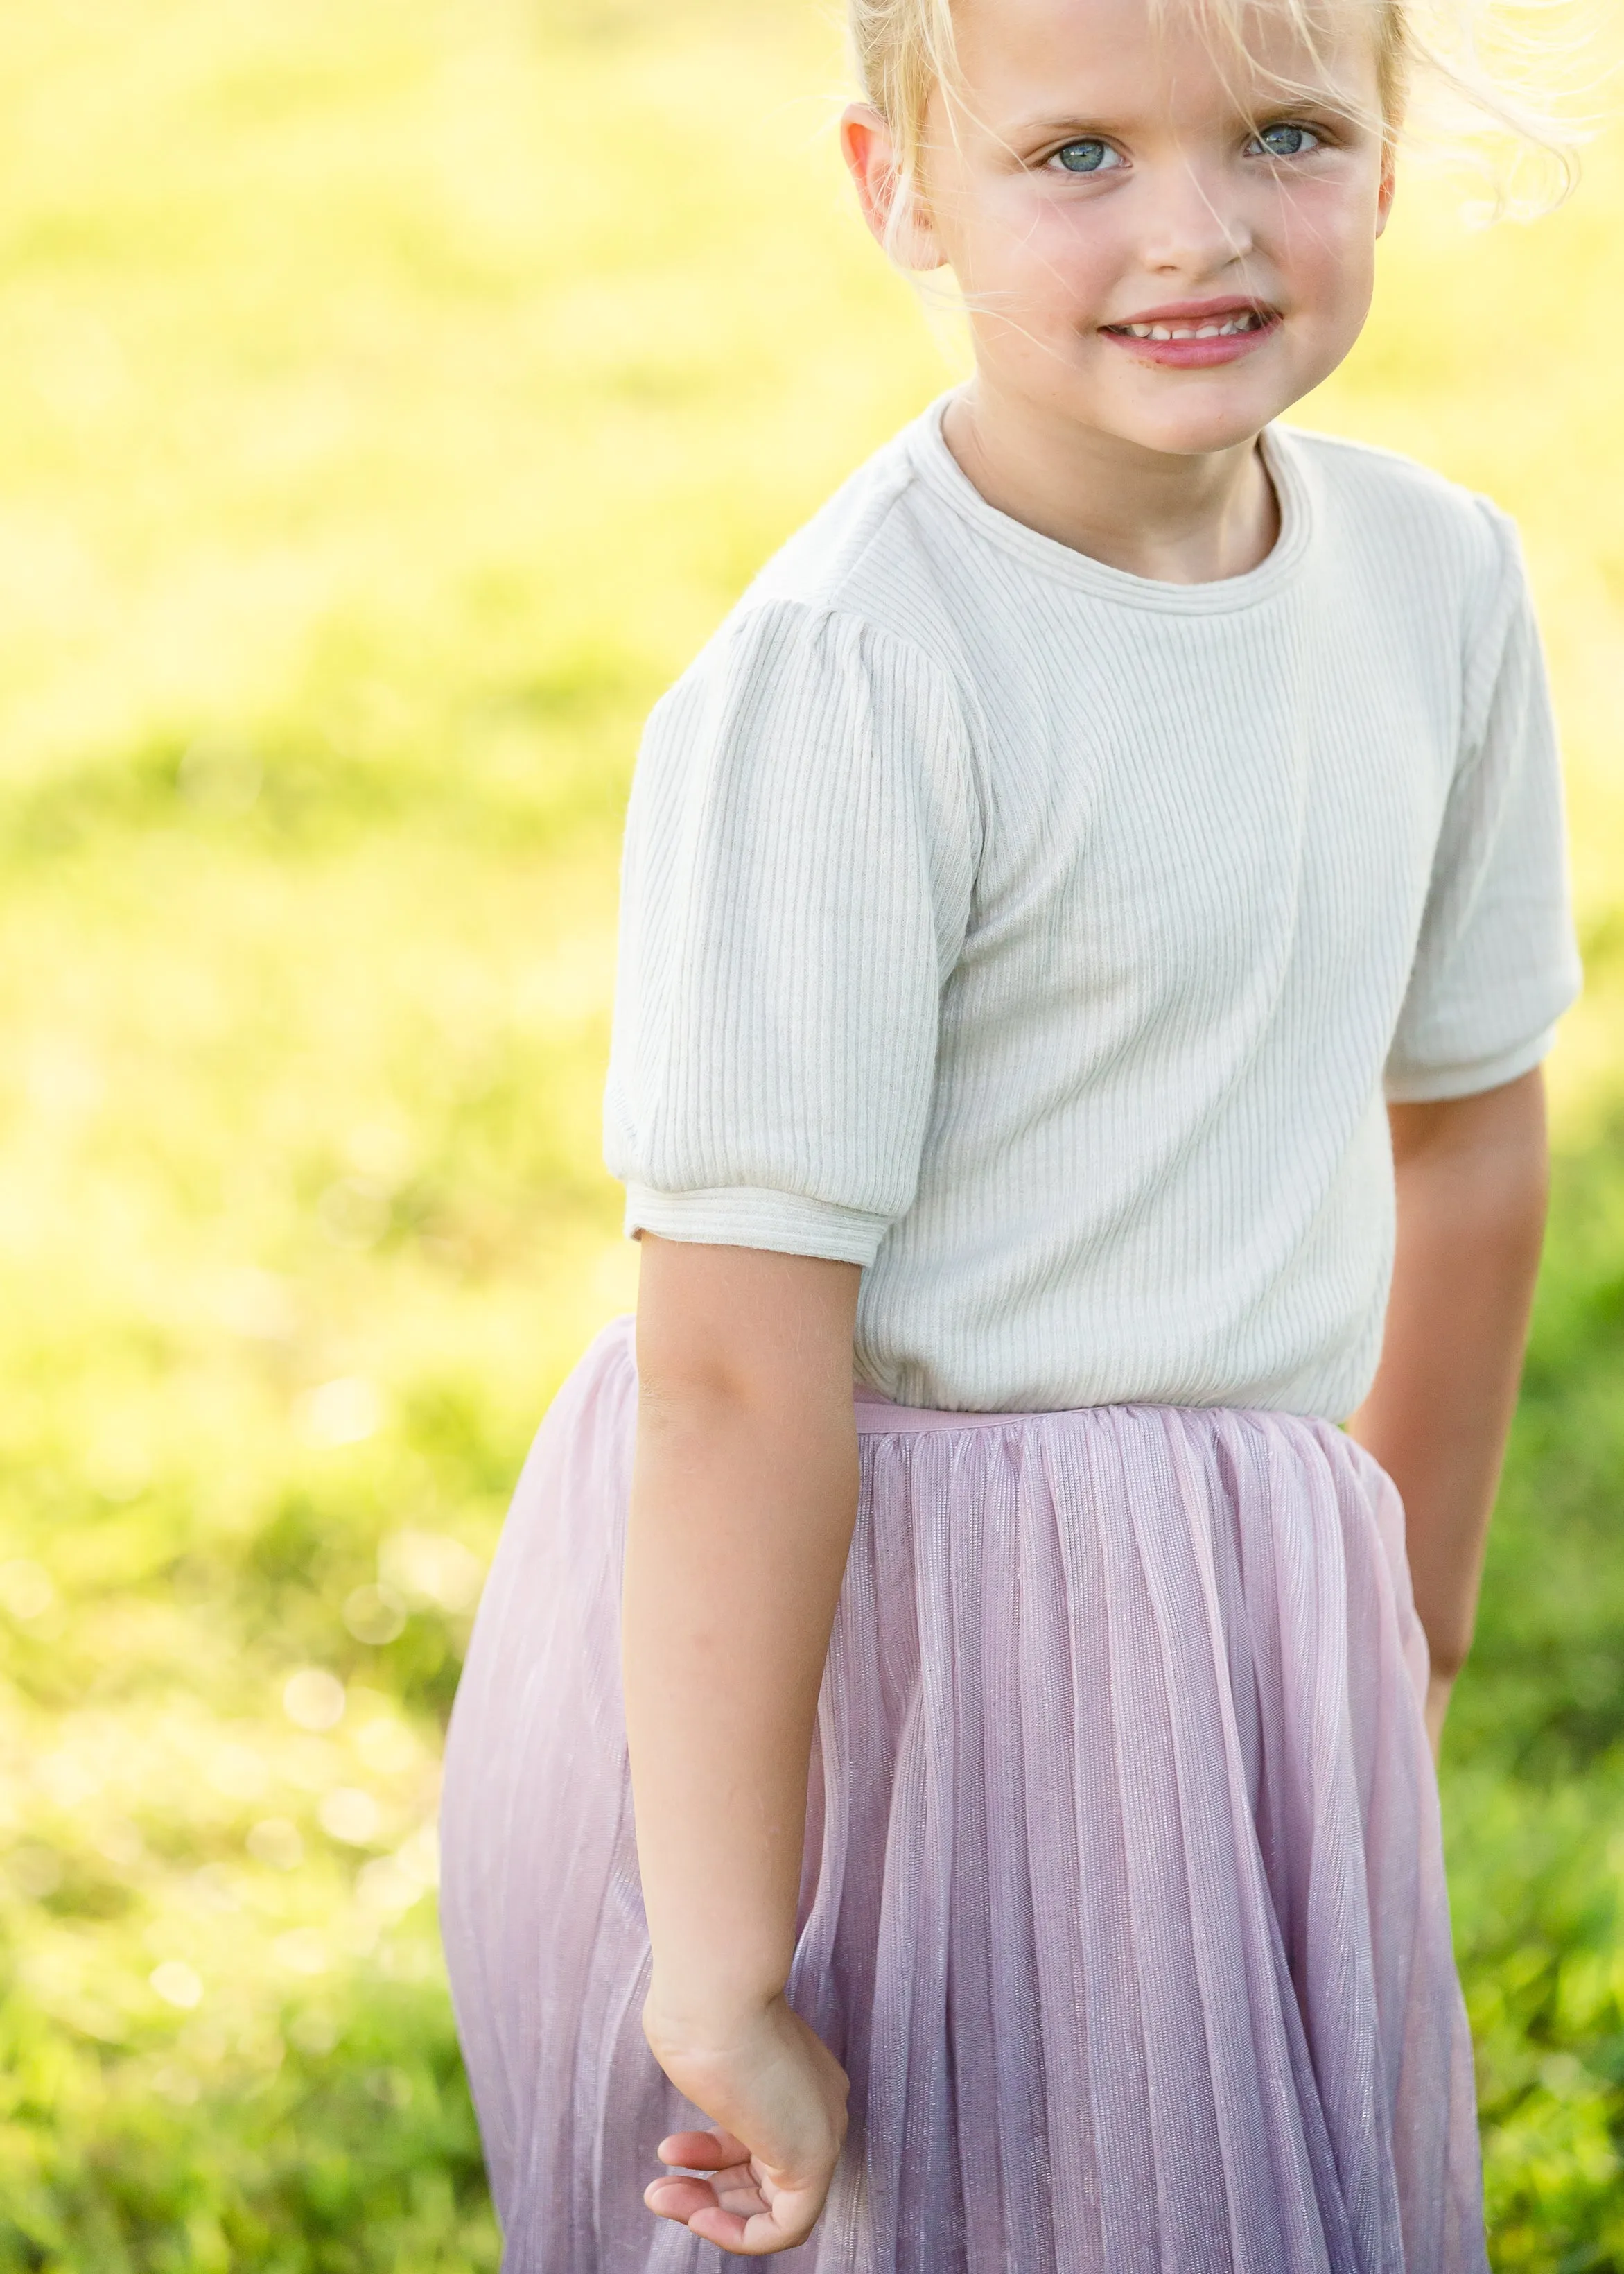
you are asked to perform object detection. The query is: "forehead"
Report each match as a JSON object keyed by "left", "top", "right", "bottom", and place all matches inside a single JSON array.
[{"left": 949, "top": 0, "right": 1382, "bottom": 121}]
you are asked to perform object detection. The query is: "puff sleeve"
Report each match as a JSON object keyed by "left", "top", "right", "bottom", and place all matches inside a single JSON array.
[
  {"left": 603, "top": 600, "right": 980, "bottom": 1263},
  {"left": 1384, "top": 507, "right": 1583, "bottom": 1102}
]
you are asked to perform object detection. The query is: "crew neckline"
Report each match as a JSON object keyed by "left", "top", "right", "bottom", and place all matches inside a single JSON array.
[{"left": 906, "top": 389, "right": 1312, "bottom": 613}]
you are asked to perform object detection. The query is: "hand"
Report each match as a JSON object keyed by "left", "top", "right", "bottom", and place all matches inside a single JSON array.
[
  {"left": 1424, "top": 1669, "right": 1455, "bottom": 1764},
  {"left": 643, "top": 1991, "right": 849, "bottom": 2255}
]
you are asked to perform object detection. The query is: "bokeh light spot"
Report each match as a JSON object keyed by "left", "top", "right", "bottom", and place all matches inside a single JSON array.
[
  {"left": 6, "top": 1844, "right": 64, "bottom": 1900},
  {"left": 282, "top": 1669, "right": 346, "bottom": 1732},
  {"left": 354, "top": 1714, "right": 418, "bottom": 1776},
  {"left": 0, "top": 1559, "right": 56, "bottom": 1621},
  {"left": 378, "top": 1528, "right": 482, "bottom": 1611},
  {"left": 342, "top": 1583, "right": 407, "bottom": 1646},
  {"left": 318, "top": 1788, "right": 381, "bottom": 1846},
  {"left": 150, "top": 1961, "right": 204, "bottom": 2011},
  {"left": 356, "top": 1856, "right": 422, "bottom": 1916},
  {"left": 295, "top": 1377, "right": 383, "bottom": 1448},
  {"left": 273, "top": 1930, "right": 329, "bottom": 1977},
  {"left": 245, "top": 1817, "right": 305, "bottom": 1870}
]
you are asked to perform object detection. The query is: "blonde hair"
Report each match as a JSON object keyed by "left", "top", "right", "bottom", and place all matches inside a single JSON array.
[{"left": 848, "top": 0, "right": 1581, "bottom": 226}]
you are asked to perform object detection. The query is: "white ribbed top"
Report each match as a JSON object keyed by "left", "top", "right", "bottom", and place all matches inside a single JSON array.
[{"left": 604, "top": 396, "right": 1581, "bottom": 1417}]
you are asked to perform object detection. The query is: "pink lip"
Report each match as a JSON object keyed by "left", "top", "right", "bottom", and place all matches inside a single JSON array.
[{"left": 1098, "top": 298, "right": 1282, "bottom": 370}]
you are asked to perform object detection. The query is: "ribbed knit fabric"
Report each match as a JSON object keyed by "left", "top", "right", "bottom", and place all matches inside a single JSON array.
[
  {"left": 439, "top": 1317, "right": 1490, "bottom": 2273},
  {"left": 604, "top": 395, "right": 1581, "bottom": 1417}
]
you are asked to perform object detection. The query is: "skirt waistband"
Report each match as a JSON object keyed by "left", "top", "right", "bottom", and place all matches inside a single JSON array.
[
  {"left": 602, "top": 1315, "right": 1318, "bottom": 1439},
  {"left": 851, "top": 1353, "right": 1327, "bottom": 1436},
  {"left": 853, "top": 1383, "right": 1067, "bottom": 1434}
]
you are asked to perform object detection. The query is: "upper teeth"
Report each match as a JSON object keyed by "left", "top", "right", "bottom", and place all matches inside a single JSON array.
[{"left": 1117, "top": 311, "right": 1263, "bottom": 340}]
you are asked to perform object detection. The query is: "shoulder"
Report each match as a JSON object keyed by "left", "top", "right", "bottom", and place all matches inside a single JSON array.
[
  {"left": 742, "top": 424, "right": 937, "bottom": 616},
  {"left": 674, "top": 411, "right": 981, "bottom": 703},
  {"left": 1280, "top": 424, "right": 1523, "bottom": 617},
  {"left": 633, "top": 422, "right": 986, "bottom": 810},
  {"left": 1282, "top": 430, "right": 1542, "bottom": 759}
]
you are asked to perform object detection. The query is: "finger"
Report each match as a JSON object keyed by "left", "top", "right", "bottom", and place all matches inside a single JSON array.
[
  {"left": 706, "top": 2171, "right": 770, "bottom": 2219},
  {"left": 685, "top": 2206, "right": 755, "bottom": 2253},
  {"left": 645, "top": 2176, "right": 720, "bottom": 2225},
  {"left": 686, "top": 2192, "right": 824, "bottom": 2257},
  {"left": 656, "top": 2129, "right": 753, "bottom": 2170}
]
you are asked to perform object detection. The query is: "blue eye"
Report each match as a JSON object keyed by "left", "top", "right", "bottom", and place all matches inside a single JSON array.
[
  {"left": 1049, "top": 139, "right": 1122, "bottom": 174},
  {"left": 1251, "top": 123, "right": 1322, "bottom": 158}
]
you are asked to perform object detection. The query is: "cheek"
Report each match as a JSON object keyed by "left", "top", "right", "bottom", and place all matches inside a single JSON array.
[
  {"left": 1266, "top": 181, "right": 1381, "bottom": 320},
  {"left": 958, "top": 186, "right": 1126, "bottom": 315}
]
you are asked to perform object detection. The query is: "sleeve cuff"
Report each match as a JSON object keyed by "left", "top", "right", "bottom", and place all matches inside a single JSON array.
[
  {"left": 622, "top": 1182, "right": 889, "bottom": 1266},
  {"left": 1383, "top": 1021, "right": 1560, "bottom": 1104}
]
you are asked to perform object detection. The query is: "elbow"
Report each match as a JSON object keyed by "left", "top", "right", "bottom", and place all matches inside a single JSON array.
[
  {"left": 1425, "top": 1631, "right": 1473, "bottom": 1687},
  {"left": 634, "top": 1346, "right": 774, "bottom": 1439},
  {"left": 1463, "top": 1177, "right": 1549, "bottom": 1285},
  {"left": 633, "top": 1238, "right": 862, "bottom": 1436}
]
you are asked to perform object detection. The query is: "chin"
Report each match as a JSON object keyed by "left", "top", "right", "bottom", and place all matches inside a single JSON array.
[
  {"left": 1091, "top": 379, "right": 1298, "bottom": 460},
  {"left": 1128, "top": 406, "right": 1284, "bottom": 456}
]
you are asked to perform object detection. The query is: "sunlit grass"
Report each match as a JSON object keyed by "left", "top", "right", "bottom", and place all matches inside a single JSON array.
[{"left": 0, "top": 0, "right": 1620, "bottom": 2264}]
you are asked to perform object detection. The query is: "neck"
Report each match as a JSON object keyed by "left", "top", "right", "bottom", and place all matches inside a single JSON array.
[{"left": 941, "top": 379, "right": 1280, "bottom": 584}]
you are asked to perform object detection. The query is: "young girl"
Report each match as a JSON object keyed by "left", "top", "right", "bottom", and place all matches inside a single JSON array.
[{"left": 440, "top": 0, "right": 1581, "bottom": 2261}]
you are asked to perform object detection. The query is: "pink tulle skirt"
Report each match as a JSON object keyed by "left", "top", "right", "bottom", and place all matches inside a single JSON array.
[{"left": 439, "top": 1316, "right": 1487, "bottom": 2272}]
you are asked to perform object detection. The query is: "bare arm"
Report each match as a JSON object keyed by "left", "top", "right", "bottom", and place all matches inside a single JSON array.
[
  {"left": 624, "top": 1233, "right": 862, "bottom": 2255},
  {"left": 1346, "top": 1067, "right": 1550, "bottom": 1757}
]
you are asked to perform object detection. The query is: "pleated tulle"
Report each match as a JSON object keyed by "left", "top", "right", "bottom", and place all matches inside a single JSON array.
[{"left": 439, "top": 1317, "right": 1487, "bottom": 2273}]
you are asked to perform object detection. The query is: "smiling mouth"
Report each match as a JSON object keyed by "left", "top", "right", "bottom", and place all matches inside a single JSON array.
[{"left": 1103, "top": 309, "right": 1274, "bottom": 342}]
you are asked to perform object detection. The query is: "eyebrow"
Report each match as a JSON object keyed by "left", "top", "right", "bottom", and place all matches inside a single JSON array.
[
  {"left": 1000, "top": 87, "right": 1356, "bottom": 144},
  {"left": 1004, "top": 113, "right": 1121, "bottom": 140}
]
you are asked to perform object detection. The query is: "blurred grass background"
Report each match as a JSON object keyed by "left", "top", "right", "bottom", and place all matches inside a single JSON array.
[{"left": 0, "top": 0, "right": 1619, "bottom": 2265}]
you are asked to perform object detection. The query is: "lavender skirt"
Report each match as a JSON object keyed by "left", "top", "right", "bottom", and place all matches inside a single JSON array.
[{"left": 439, "top": 1317, "right": 1487, "bottom": 2273}]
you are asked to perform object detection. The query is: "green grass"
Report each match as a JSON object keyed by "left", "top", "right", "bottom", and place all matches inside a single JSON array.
[
  {"left": 1452, "top": 1121, "right": 1624, "bottom": 2266},
  {"left": 0, "top": 0, "right": 1621, "bottom": 2264}
]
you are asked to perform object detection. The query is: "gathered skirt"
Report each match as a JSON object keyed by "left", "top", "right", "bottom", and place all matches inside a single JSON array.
[{"left": 439, "top": 1315, "right": 1487, "bottom": 2273}]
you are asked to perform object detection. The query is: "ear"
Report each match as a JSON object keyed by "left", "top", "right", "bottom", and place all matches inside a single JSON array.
[
  {"left": 1374, "top": 137, "right": 1397, "bottom": 236},
  {"left": 839, "top": 101, "right": 946, "bottom": 270}
]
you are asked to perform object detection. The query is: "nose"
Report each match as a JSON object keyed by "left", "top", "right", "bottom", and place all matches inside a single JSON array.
[{"left": 1136, "top": 153, "right": 1255, "bottom": 279}]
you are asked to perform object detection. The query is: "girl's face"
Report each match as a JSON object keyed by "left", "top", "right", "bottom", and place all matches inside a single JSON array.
[{"left": 863, "top": 0, "right": 1395, "bottom": 459}]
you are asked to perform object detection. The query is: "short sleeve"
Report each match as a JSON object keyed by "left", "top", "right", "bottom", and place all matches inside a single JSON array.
[
  {"left": 603, "top": 600, "right": 979, "bottom": 1263},
  {"left": 1384, "top": 507, "right": 1582, "bottom": 1103}
]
